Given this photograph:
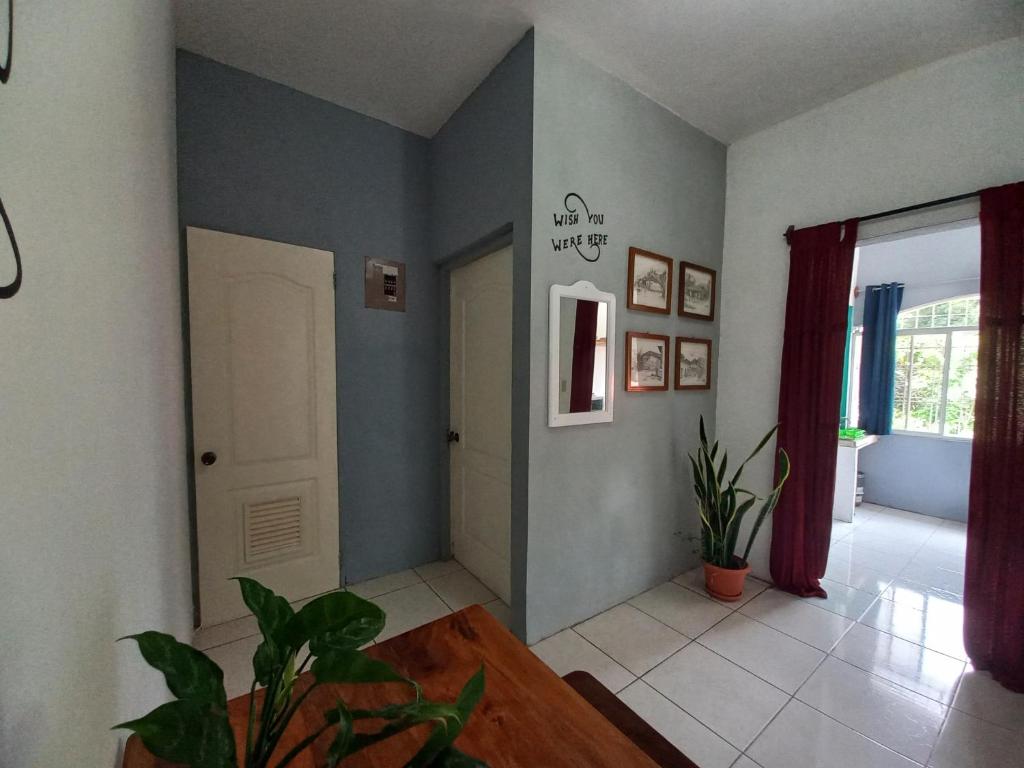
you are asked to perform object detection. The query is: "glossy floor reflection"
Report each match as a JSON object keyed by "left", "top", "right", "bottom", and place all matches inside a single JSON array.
[{"left": 538, "top": 505, "right": 1022, "bottom": 768}]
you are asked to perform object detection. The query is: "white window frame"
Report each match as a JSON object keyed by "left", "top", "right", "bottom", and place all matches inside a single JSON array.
[{"left": 892, "top": 297, "right": 978, "bottom": 440}]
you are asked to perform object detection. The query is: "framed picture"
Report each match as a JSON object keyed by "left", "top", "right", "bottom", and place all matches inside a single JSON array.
[
  {"left": 675, "top": 337, "right": 712, "bottom": 390},
  {"left": 627, "top": 247, "right": 673, "bottom": 314},
  {"left": 678, "top": 261, "right": 716, "bottom": 320},
  {"left": 626, "top": 332, "right": 670, "bottom": 391}
]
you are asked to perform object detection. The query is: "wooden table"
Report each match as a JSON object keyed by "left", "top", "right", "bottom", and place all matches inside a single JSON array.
[{"left": 124, "top": 605, "right": 658, "bottom": 767}]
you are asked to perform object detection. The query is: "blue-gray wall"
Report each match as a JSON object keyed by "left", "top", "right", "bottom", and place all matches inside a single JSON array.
[
  {"left": 429, "top": 32, "right": 535, "bottom": 638},
  {"left": 859, "top": 435, "right": 971, "bottom": 521},
  {"left": 527, "top": 34, "right": 727, "bottom": 642},
  {"left": 176, "top": 34, "right": 726, "bottom": 642},
  {"left": 176, "top": 50, "right": 440, "bottom": 586}
]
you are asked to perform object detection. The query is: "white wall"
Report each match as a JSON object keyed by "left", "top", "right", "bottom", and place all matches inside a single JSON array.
[
  {"left": 0, "top": 4, "right": 189, "bottom": 765},
  {"left": 716, "top": 37, "right": 1024, "bottom": 578}
]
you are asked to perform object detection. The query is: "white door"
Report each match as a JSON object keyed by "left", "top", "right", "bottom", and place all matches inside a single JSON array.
[
  {"left": 449, "top": 246, "right": 512, "bottom": 604},
  {"left": 187, "top": 227, "right": 339, "bottom": 627}
]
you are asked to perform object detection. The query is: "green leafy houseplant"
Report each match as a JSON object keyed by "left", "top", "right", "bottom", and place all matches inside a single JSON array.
[
  {"left": 116, "top": 578, "right": 487, "bottom": 768},
  {"left": 689, "top": 416, "right": 791, "bottom": 572}
]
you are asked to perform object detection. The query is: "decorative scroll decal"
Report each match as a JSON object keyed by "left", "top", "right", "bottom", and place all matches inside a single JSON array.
[
  {"left": 1, "top": 0, "right": 11, "bottom": 84},
  {"left": 0, "top": 195, "right": 21, "bottom": 299},
  {"left": 551, "top": 193, "right": 608, "bottom": 263},
  {"left": 1, "top": 2, "right": 19, "bottom": 299}
]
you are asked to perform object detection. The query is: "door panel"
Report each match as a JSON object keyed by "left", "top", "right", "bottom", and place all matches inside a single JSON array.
[
  {"left": 187, "top": 227, "right": 339, "bottom": 627},
  {"left": 450, "top": 246, "right": 512, "bottom": 604},
  {"left": 227, "top": 275, "right": 315, "bottom": 464}
]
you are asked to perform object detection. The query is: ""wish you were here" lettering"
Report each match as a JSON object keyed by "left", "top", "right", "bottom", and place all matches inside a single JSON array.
[{"left": 551, "top": 193, "right": 608, "bottom": 262}]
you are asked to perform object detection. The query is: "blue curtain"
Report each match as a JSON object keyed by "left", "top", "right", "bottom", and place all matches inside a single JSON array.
[{"left": 859, "top": 283, "right": 904, "bottom": 434}]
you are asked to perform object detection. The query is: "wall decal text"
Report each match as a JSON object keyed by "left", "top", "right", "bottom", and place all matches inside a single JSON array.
[{"left": 552, "top": 193, "right": 608, "bottom": 262}]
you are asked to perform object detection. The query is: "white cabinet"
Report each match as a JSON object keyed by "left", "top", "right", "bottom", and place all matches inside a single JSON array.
[{"left": 833, "top": 435, "right": 878, "bottom": 522}]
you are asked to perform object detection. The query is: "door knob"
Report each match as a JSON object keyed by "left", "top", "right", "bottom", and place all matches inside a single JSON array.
[{"left": 200, "top": 451, "right": 217, "bottom": 466}]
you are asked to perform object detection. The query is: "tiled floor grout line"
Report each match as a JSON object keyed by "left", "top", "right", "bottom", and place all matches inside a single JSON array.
[
  {"left": 565, "top": 628, "right": 638, "bottom": 692},
  {"left": 195, "top": 628, "right": 262, "bottom": 652},
  {"left": 731, "top": 634, "right": 844, "bottom": 764},
  {"left": 938, "top": 672, "right": 1024, "bottom": 735},
  {"left": 626, "top": 588, "right": 743, "bottom": 642},
  {"left": 622, "top": 586, "right": 846, "bottom": 757},
  {"left": 727, "top": 591, "right": 858, "bottom": 654},
  {"left": 733, "top": 625, "right": 938, "bottom": 767},
  {"left": 692, "top": 592, "right": 848, "bottom": 760},
  {"left": 824, "top": 647, "right": 965, "bottom": 707},
  {"left": 620, "top": 628, "right": 754, "bottom": 754},
  {"left": 692, "top": 634, "right": 802, "bottom": 694},
  {"left": 634, "top": 676, "right": 748, "bottom": 756},
  {"left": 792, "top": 646, "right": 936, "bottom": 765},
  {"left": 423, "top": 578, "right": 457, "bottom": 612},
  {"left": 849, "top": 615, "right": 968, "bottom": 666},
  {"left": 923, "top": 691, "right": 957, "bottom": 768},
  {"left": 194, "top": 585, "right": 363, "bottom": 651}
]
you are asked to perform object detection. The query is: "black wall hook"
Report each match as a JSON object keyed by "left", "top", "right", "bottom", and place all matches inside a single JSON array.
[
  {"left": 0, "top": 195, "right": 23, "bottom": 299},
  {"left": 1, "top": 0, "right": 12, "bottom": 84},
  {"left": 1, "top": 1, "right": 20, "bottom": 299}
]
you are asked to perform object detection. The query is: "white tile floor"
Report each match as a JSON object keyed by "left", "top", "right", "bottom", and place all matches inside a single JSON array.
[
  {"left": 197, "top": 559, "right": 509, "bottom": 698},
  {"left": 198, "top": 505, "right": 1023, "bottom": 767},
  {"left": 533, "top": 505, "right": 1023, "bottom": 768}
]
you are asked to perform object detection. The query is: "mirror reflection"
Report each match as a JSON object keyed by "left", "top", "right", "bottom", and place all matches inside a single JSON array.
[{"left": 557, "top": 297, "right": 609, "bottom": 414}]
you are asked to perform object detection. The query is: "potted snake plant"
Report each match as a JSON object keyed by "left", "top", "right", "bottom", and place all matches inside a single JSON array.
[{"left": 689, "top": 416, "right": 790, "bottom": 601}]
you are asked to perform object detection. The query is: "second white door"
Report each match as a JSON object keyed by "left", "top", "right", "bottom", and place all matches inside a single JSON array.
[{"left": 449, "top": 246, "right": 512, "bottom": 604}]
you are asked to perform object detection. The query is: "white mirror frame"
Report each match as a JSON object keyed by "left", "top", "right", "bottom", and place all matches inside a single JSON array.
[{"left": 548, "top": 280, "right": 616, "bottom": 427}]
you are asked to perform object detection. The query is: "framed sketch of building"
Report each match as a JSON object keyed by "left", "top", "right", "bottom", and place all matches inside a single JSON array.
[
  {"left": 626, "top": 331, "right": 670, "bottom": 391},
  {"left": 676, "top": 337, "right": 712, "bottom": 390},
  {"left": 679, "top": 261, "right": 716, "bottom": 320},
  {"left": 627, "top": 247, "right": 673, "bottom": 314}
]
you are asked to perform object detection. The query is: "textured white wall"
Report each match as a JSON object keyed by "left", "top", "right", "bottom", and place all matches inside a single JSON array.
[
  {"left": 716, "top": 37, "right": 1024, "bottom": 577},
  {"left": 0, "top": 3, "right": 189, "bottom": 765}
]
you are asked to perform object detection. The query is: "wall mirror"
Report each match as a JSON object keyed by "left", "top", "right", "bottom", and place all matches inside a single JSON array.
[{"left": 549, "top": 281, "right": 616, "bottom": 427}]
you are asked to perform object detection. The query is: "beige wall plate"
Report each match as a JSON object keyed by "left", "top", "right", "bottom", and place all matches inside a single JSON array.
[{"left": 365, "top": 257, "right": 406, "bottom": 311}]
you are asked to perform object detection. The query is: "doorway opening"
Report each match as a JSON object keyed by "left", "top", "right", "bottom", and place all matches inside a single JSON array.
[{"left": 828, "top": 218, "right": 979, "bottom": 660}]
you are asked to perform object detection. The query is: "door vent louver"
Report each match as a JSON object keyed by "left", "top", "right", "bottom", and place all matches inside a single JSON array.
[{"left": 244, "top": 497, "right": 303, "bottom": 562}]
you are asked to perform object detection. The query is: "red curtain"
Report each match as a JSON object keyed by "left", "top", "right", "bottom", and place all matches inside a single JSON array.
[
  {"left": 771, "top": 220, "right": 858, "bottom": 597},
  {"left": 965, "top": 182, "right": 1024, "bottom": 692},
  {"left": 569, "top": 300, "right": 599, "bottom": 413}
]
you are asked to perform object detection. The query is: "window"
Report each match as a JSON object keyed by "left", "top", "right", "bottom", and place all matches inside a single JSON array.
[{"left": 893, "top": 296, "right": 979, "bottom": 437}]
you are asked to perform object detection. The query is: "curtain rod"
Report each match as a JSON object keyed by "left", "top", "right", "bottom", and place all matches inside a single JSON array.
[{"left": 784, "top": 190, "right": 979, "bottom": 243}]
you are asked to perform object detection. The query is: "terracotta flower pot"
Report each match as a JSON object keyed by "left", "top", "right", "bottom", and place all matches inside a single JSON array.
[{"left": 703, "top": 559, "right": 751, "bottom": 602}]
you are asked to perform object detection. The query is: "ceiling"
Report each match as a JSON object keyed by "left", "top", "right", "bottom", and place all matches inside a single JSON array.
[
  {"left": 174, "top": 0, "right": 1023, "bottom": 142},
  {"left": 857, "top": 224, "right": 980, "bottom": 289}
]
